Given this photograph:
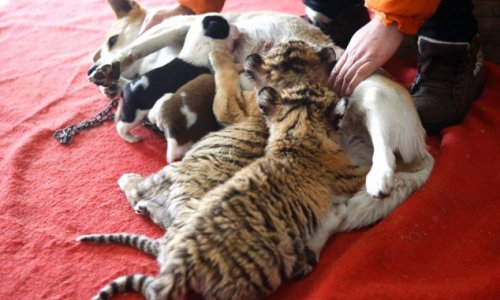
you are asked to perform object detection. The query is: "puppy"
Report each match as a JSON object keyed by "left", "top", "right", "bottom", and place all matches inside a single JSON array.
[
  {"left": 89, "top": 14, "right": 239, "bottom": 143},
  {"left": 147, "top": 74, "right": 220, "bottom": 163}
]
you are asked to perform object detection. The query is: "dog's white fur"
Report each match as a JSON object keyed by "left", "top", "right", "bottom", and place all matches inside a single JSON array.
[{"left": 98, "top": 0, "right": 434, "bottom": 253}]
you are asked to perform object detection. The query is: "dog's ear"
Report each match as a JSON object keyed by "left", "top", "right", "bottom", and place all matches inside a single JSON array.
[
  {"left": 257, "top": 86, "right": 280, "bottom": 117},
  {"left": 202, "top": 15, "right": 230, "bottom": 39},
  {"left": 108, "top": 0, "right": 136, "bottom": 18}
]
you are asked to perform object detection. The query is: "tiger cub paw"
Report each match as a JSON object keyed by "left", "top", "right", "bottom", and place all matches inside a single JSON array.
[
  {"left": 291, "top": 247, "right": 318, "bottom": 280},
  {"left": 118, "top": 173, "right": 143, "bottom": 205}
]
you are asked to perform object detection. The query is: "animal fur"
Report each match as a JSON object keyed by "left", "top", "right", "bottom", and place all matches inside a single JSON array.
[{"left": 147, "top": 74, "right": 220, "bottom": 163}]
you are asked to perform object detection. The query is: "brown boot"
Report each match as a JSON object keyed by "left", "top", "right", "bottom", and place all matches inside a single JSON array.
[
  {"left": 411, "top": 35, "right": 485, "bottom": 134},
  {"left": 304, "top": 4, "right": 370, "bottom": 49}
]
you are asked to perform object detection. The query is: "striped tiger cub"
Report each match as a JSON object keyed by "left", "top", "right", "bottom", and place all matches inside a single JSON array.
[
  {"left": 79, "top": 41, "right": 434, "bottom": 299},
  {"left": 80, "top": 80, "right": 366, "bottom": 300},
  {"left": 148, "top": 82, "right": 367, "bottom": 300},
  {"left": 117, "top": 41, "right": 337, "bottom": 229}
]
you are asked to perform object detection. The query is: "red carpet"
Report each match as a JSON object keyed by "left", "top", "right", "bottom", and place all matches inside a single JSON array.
[{"left": 0, "top": 1, "right": 498, "bottom": 299}]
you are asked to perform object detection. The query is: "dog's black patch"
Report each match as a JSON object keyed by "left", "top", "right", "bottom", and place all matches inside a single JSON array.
[
  {"left": 121, "top": 58, "right": 210, "bottom": 123},
  {"left": 202, "top": 15, "right": 230, "bottom": 40}
]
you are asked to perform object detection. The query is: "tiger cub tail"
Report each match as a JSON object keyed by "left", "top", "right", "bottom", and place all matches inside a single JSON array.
[
  {"left": 91, "top": 274, "right": 154, "bottom": 300},
  {"left": 76, "top": 233, "right": 159, "bottom": 256}
]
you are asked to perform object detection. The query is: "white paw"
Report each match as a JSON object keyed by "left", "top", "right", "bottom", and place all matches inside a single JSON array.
[
  {"left": 366, "top": 165, "right": 394, "bottom": 198},
  {"left": 116, "top": 121, "right": 142, "bottom": 143},
  {"left": 122, "top": 133, "right": 141, "bottom": 143},
  {"left": 118, "top": 173, "right": 142, "bottom": 192}
]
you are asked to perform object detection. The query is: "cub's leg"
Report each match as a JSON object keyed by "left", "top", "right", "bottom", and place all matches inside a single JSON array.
[
  {"left": 209, "top": 49, "right": 258, "bottom": 125},
  {"left": 118, "top": 173, "right": 143, "bottom": 207},
  {"left": 118, "top": 165, "right": 175, "bottom": 226}
]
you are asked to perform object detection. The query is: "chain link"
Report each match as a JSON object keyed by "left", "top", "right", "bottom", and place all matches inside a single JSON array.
[{"left": 53, "top": 99, "right": 118, "bottom": 145}]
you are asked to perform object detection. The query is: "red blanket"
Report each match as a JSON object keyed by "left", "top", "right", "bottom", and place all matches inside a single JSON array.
[{"left": 0, "top": 1, "right": 498, "bottom": 299}]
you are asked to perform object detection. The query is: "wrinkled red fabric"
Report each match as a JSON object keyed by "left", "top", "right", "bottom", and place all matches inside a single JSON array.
[{"left": 0, "top": 1, "right": 498, "bottom": 300}]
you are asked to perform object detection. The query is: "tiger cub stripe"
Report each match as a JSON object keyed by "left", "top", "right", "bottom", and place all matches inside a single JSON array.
[
  {"left": 91, "top": 274, "right": 153, "bottom": 300},
  {"left": 77, "top": 233, "right": 159, "bottom": 256}
]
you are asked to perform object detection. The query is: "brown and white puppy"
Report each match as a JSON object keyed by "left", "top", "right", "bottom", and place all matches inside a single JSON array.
[
  {"left": 89, "top": 13, "right": 239, "bottom": 143},
  {"left": 147, "top": 74, "right": 220, "bottom": 163}
]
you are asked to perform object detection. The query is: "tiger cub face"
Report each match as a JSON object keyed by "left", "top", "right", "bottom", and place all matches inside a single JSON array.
[
  {"left": 257, "top": 83, "right": 342, "bottom": 141},
  {"left": 245, "top": 40, "right": 336, "bottom": 89}
]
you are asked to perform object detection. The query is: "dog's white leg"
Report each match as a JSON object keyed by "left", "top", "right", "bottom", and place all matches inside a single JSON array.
[
  {"left": 166, "top": 139, "right": 193, "bottom": 164},
  {"left": 366, "top": 124, "right": 395, "bottom": 198},
  {"left": 116, "top": 109, "right": 149, "bottom": 143},
  {"left": 114, "top": 15, "right": 194, "bottom": 67},
  {"left": 356, "top": 87, "right": 396, "bottom": 198},
  {"left": 88, "top": 15, "right": 194, "bottom": 85}
]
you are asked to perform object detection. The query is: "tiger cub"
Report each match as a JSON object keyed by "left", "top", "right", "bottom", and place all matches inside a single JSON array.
[
  {"left": 82, "top": 81, "right": 367, "bottom": 300},
  {"left": 118, "top": 42, "right": 337, "bottom": 229},
  {"left": 150, "top": 83, "right": 367, "bottom": 300}
]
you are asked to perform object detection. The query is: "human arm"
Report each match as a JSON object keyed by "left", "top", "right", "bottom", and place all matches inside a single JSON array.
[{"left": 329, "top": 0, "right": 441, "bottom": 96}]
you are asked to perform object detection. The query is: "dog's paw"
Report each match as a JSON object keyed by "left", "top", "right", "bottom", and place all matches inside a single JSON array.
[
  {"left": 100, "top": 82, "right": 119, "bottom": 99},
  {"left": 366, "top": 165, "right": 393, "bottom": 198},
  {"left": 116, "top": 121, "right": 142, "bottom": 143},
  {"left": 123, "top": 133, "right": 142, "bottom": 143},
  {"left": 88, "top": 60, "right": 121, "bottom": 87}
]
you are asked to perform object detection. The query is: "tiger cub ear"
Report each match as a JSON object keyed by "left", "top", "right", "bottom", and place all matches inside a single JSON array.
[
  {"left": 257, "top": 86, "right": 280, "bottom": 116},
  {"left": 244, "top": 53, "right": 264, "bottom": 82},
  {"left": 318, "top": 47, "right": 336, "bottom": 64},
  {"left": 328, "top": 97, "right": 349, "bottom": 130}
]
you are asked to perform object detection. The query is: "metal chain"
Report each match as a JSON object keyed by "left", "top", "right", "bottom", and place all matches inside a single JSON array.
[{"left": 53, "top": 99, "right": 118, "bottom": 145}]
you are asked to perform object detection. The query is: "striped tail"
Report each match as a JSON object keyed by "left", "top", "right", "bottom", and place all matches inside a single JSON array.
[
  {"left": 77, "top": 233, "right": 159, "bottom": 256},
  {"left": 92, "top": 274, "right": 154, "bottom": 300}
]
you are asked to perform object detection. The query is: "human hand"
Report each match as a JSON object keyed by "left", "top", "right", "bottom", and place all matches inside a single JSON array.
[
  {"left": 329, "top": 17, "right": 403, "bottom": 96},
  {"left": 139, "top": 4, "right": 194, "bottom": 35}
]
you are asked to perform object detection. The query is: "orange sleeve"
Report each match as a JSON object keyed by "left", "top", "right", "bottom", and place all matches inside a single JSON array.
[
  {"left": 365, "top": 0, "right": 441, "bottom": 35},
  {"left": 177, "top": 0, "right": 225, "bottom": 14}
]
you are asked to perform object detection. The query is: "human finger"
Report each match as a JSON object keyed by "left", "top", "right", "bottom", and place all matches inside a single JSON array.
[
  {"left": 330, "top": 52, "right": 350, "bottom": 95},
  {"left": 344, "top": 62, "right": 377, "bottom": 96}
]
